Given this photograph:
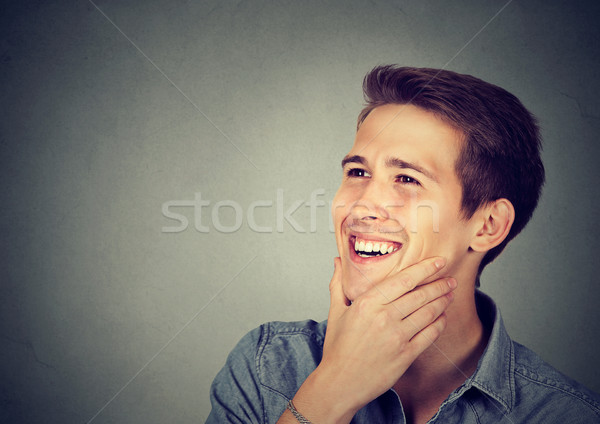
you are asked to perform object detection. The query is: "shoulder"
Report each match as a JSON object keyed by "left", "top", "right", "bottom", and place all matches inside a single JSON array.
[
  {"left": 512, "top": 341, "right": 600, "bottom": 421},
  {"left": 221, "top": 320, "right": 326, "bottom": 391},
  {"left": 258, "top": 319, "right": 327, "bottom": 341},
  {"left": 207, "top": 319, "right": 327, "bottom": 423},
  {"left": 246, "top": 319, "right": 327, "bottom": 394},
  {"left": 243, "top": 319, "right": 326, "bottom": 397},
  {"left": 233, "top": 319, "right": 327, "bottom": 359}
]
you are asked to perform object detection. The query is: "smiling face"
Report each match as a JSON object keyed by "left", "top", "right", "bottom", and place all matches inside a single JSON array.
[{"left": 333, "top": 104, "right": 481, "bottom": 301}]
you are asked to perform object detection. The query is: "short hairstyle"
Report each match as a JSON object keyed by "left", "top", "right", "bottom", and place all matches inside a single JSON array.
[{"left": 358, "top": 65, "right": 545, "bottom": 281}]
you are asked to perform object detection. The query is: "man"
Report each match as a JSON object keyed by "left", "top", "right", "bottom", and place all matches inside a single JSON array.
[{"left": 206, "top": 66, "right": 600, "bottom": 423}]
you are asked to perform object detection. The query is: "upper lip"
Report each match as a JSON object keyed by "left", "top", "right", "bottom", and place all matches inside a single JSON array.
[{"left": 347, "top": 230, "right": 405, "bottom": 245}]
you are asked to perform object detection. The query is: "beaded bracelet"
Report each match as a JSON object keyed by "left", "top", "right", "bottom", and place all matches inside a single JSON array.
[{"left": 286, "top": 399, "right": 313, "bottom": 424}]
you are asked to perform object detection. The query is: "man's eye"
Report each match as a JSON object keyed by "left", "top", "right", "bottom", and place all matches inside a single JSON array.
[
  {"left": 397, "top": 175, "right": 420, "bottom": 185},
  {"left": 346, "top": 168, "right": 370, "bottom": 178}
]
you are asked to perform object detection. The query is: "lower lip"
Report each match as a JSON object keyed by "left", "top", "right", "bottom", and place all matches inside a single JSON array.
[{"left": 348, "top": 236, "right": 402, "bottom": 265}]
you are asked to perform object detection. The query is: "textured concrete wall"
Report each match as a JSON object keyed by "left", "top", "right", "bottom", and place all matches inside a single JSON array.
[{"left": 1, "top": 1, "right": 599, "bottom": 422}]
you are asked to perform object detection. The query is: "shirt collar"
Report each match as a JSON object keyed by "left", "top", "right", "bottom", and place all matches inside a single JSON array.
[{"left": 465, "top": 290, "right": 516, "bottom": 412}]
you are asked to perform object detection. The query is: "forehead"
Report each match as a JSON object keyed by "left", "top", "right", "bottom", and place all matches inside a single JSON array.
[{"left": 350, "top": 104, "right": 463, "bottom": 172}]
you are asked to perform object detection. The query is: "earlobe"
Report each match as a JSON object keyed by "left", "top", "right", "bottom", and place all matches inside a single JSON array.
[{"left": 470, "top": 199, "right": 515, "bottom": 252}]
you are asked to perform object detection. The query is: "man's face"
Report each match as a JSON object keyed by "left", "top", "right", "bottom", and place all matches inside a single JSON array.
[{"left": 332, "top": 104, "right": 477, "bottom": 301}]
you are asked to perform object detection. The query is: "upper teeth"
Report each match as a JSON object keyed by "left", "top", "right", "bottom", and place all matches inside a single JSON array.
[{"left": 354, "top": 238, "right": 398, "bottom": 256}]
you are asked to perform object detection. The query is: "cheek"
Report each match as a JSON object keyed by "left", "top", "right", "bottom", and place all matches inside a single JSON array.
[
  {"left": 331, "top": 188, "right": 354, "bottom": 225},
  {"left": 408, "top": 202, "right": 440, "bottom": 235},
  {"left": 408, "top": 193, "right": 462, "bottom": 235},
  {"left": 331, "top": 190, "right": 351, "bottom": 252},
  {"left": 406, "top": 199, "right": 470, "bottom": 262},
  {"left": 424, "top": 211, "right": 472, "bottom": 258},
  {"left": 331, "top": 194, "right": 343, "bottom": 229}
]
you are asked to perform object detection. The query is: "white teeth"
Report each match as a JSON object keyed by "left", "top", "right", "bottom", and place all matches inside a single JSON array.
[{"left": 353, "top": 237, "right": 400, "bottom": 256}]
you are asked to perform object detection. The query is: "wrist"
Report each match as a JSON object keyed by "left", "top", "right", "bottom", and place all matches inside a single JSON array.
[
  {"left": 291, "top": 364, "right": 361, "bottom": 424},
  {"left": 287, "top": 399, "right": 312, "bottom": 423}
]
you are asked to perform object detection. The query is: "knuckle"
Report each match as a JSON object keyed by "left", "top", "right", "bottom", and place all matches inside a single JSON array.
[
  {"left": 438, "top": 280, "right": 450, "bottom": 296},
  {"left": 438, "top": 314, "right": 448, "bottom": 328},
  {"left": 398, "top": 275, "right": 416, "bottom": 291},
  {"left": 433, "top": 293, "right": 450, "bottom": 310},
  {"left": 396, "top": 338, "right": 410, "bottom": 353},
  {"left": 413, "top": 288, "right": 427, "bottom": 305},
  {"left": 393, "top": 324, "right": 409, "bottom": 341},
  {"left": 374, "top": 309, "right": 392, "bottom": 329},
  {"left": 353, "top": 296, "right": 371, "bottom": 314},
  {"left": 404, "top": 340, "right": 422, "bottom": 356},
  {"left": 428, "top": 324, "right": 442, "bottom": 341},
  {"left": 423, "top": 307, "right": 436, "bottom": 323},
  {"left": 435, "top": 315, "right": 448, "bottom": 331},
  {"left": 360, "top": 291, "right": 376, "bottom": 304}
]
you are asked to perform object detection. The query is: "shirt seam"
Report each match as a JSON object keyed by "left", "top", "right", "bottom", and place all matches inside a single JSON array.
[
  {"left": 515, "top": 368, "right": 600, "bottom": 414},
  {"left": 508, "top": 334, "right": 516, "bottom": 409},
  {"left": 465, "top": 397, "right": 481, "bottom": 424},
  {"left": 471, "top": 291, "right": 515, "bottom": 412},
  {"left": 473, "top": 330, "right": 516, "bottom": 412},
  {"left": 256, "top": 323, "right": 269, "bottom": 423},
  {"left": 256, "top": 322, "right": 326, "bottom": 416},
  {"left": 265, "top": 327, "right": 326, "bottom": 344}
]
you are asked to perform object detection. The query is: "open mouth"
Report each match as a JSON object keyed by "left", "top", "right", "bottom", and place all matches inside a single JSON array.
[{"left": 351, "top": 235, "right": 401, "bottom": 258}]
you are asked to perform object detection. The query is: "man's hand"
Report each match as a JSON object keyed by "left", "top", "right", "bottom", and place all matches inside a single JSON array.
[{"left": 279, "top": 256, "right": 455, "bottom": 424}]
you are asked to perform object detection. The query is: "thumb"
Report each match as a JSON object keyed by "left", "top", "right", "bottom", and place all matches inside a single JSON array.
[{"left": 328, "top": 257, "right": 350, "bottom": 321}]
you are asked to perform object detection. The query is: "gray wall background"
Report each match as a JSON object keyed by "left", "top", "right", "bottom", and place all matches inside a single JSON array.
[{"left": 1, "top": 0, "right": 599, "bottom": 422}]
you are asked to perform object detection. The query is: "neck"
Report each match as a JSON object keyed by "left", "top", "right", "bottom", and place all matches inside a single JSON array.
[
  {"left": 411, "top": 289, "right": 486, "bottom": 375},
  {"left": 394, "top": 278, "right": 489, "bottom": 423}
]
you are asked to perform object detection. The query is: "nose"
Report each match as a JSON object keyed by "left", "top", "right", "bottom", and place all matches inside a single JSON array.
[{"left": 349, "top": 179, "right": 396, "bottom": 222}]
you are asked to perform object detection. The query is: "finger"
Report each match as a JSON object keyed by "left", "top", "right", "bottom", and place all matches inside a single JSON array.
[
  {"left": 371, "top": 256, "right": 446, "bottom": 303},
  {"left": 390, "top": 277, "right": 456, "bottom": 318},
  {"left": 406, "top": 313, "right": 448, "bottom": 356},
  {"left": 328, "top": 257, "right": 350, "bottom": 321},
  {"left": 402, "top": 292, "right": 453, "bottom": 340}
]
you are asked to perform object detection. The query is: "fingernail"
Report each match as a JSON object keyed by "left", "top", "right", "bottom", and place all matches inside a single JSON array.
[
  {"left": 435, "top": 258, "right": 446, "bottom": 269},
  {"left": 447, "top": 278, "right": 457, "bottom": 289}
]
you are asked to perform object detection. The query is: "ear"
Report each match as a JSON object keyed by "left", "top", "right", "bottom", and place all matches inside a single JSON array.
[{"left": 470, "top": 198, "right": 515, "bottom": 252}]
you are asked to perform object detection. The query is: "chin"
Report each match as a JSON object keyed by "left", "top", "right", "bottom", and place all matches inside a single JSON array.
[
  {"left": 335, "top": 223, "right": 416, "bottom": 301},
  {"left": 340, "top": 254, "right": 403, "bottom": 302}
]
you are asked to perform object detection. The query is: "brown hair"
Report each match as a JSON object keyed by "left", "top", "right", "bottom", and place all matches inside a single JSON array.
[{"left": 359, "top": 65, "right": 545, "bottom": 280}]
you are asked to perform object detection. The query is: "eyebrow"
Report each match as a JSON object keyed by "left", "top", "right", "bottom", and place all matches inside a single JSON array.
[
  {"left": 341, "top": 154, "right": 438, "bottom": 183},
  {"left": 341, "top": 155, "right": 366, "bottom": 168}
]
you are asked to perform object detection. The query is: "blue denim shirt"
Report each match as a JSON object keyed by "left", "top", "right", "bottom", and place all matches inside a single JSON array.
[{"left": 207, "top": 291, "right": 600, "bottom": 423}]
